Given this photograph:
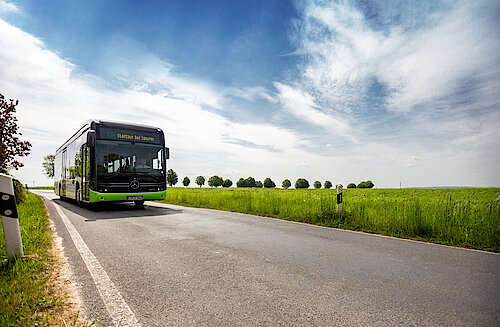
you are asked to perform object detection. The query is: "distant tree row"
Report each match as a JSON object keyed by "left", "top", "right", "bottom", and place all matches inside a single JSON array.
[
  {"left": 166, "top": 170, "right": 374, "bottom": 189},
  {"left": 347, "top": 180, "right": 374, "bottom": 189}
]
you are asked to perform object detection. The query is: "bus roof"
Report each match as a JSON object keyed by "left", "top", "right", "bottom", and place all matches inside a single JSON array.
[{"left": 55, "top": 119, "right": 163, "bottom": 153}]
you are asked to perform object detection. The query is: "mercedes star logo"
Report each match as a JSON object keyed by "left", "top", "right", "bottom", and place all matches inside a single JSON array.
[{"left": 130, "top": 179, "right": 140, "bottom": 190}]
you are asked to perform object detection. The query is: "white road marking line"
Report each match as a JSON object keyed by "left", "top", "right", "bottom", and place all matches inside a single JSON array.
[{"left": 49, "top": 198, "right": 142, "bottom": 327}]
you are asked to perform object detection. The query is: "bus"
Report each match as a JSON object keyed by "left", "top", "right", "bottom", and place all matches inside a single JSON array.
[{"left": 54, "top": 120, "right": 169, "bottom": 206}]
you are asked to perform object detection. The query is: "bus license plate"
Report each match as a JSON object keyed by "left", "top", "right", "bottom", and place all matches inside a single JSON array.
[{"left": 126, "top": 196, "right": 143, "bottom": 201}]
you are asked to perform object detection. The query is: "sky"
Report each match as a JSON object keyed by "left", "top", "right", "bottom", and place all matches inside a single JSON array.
[{"left": 1, "top": 0, "right": 499, "bottom": 188}]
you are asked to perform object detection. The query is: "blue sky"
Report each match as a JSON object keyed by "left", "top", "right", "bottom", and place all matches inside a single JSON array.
[{"left": 1, "top": 0, "right": 499, "bottom": 187}]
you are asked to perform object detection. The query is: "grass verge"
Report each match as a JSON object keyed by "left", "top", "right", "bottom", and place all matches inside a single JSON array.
[
  {"left": 162, "top": 187, "right": 500, "bottom": 252},
  {"left": 0, "top": 191, "right": 91, "bottom": 326}
]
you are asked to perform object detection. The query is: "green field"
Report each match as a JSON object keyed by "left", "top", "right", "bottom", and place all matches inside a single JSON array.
[
  {"left": 29, "top": 186, "right": 54, "bottom": 190},
  {"left": 162, "top": 187, "right": 500, "bottom": 252}
]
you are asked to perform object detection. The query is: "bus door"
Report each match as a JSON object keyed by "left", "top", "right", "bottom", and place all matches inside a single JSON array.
[
  {"left": 82, "top": 145, "right": 90, "bottom": 201},
  {"left": 61, "top": 149, "right": 67, "bottom": 196}
]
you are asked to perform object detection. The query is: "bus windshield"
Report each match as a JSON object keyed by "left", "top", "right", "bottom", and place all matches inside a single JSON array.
[{"left": 96, "top": 140, "right": 164, "bottom": 176}]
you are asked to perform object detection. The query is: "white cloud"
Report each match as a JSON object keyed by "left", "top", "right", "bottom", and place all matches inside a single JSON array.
[
  {"left": 274, "top": 82, "right": 349, "bottom": 132},
  {"left": 298, "top": 0, "right": 500, "bottom": 113},
  {"left": 95, "top": 35, "right": 224, "bottom": 110},
  {"left": 379, "top": 1, "right": 500, "bottom": 112},
  {"left": 226, "top": 86, "right": 277, "bottom": 103},
  {"left": 0, "top": 0, "right": 19, "bottom": 14}
]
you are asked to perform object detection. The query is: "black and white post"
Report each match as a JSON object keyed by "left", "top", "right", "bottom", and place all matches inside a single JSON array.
[
  {"left": 0, "top": 173, "right": 24, "bottom": 260},
  {"left": 336, "top": 184, "right": 343, "bottom": 214}
]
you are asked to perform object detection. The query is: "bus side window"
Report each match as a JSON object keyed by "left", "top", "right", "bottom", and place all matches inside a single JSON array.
[{"left": 153, "top": 149, "right": 162, "bottom": 170}]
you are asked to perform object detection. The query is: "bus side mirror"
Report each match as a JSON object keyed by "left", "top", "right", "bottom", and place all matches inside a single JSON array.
[
  {"left": 87, "top": 131, "right": 96, "bottom": 147},
  {"left": 165, "top": 147, "right": 170, "bottom": 160}
]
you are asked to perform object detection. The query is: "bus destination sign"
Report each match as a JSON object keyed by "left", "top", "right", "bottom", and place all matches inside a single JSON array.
[{"left": 100, "top": 128, "right": 160, "bottom": 144}]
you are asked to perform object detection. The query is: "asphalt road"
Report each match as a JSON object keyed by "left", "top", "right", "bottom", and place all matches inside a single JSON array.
[{"left": 36, "top": 190, "right": 499, "bottom": 326}]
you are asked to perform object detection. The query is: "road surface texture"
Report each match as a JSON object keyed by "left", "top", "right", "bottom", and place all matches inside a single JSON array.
[{"left": 36, "top": 191, "right": 499, "bottom": 326}]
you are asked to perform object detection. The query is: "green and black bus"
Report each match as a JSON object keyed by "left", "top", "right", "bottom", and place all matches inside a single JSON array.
[{"left": 54, "top": 120, "right": 169, "bottom": 206}]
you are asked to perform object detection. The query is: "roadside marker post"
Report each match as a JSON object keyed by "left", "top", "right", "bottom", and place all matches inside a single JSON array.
[
  {"left": 336, "top": 184, "right": 343, "bottom": 214},
  {"left": 0, "top": 173, "right": 24, "bottom": 261}
]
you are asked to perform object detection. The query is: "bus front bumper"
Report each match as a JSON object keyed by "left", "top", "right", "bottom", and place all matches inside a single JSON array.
[{"left": 89, "top": 190, "right": 166, "bottom": 203}]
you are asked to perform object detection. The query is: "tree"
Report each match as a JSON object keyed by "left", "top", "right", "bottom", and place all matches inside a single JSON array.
[
  {"left": 324, "top": 181, "right": 332, "bottom": 189},
  {"left": 195, "top": 176, "right": 205, "bottom": 187},
  {"left": 222, "top": 179, "right": 232, "bottom": 188},
  {"left": 357, "top": 180, "right": 374, "bottom": 189},
  {"left": 263, "top": 178, "right": 276, "bottom": 188},
  {"left": 182, "top": 176, "right": 190, "bottom": 187},
  {"left": 282, "top": 179, "right": 291, "bottom": 189},
  {"left": 255, "top": 180, "right": 263, "bottom": 188},
  {"left": 0, "top": 93, "right": 32, "bottom": 173},
  {"left": 295, "top": 178, "right": 309, "bottom": 189},
  {"left": 166, "top": 169, "right": 178, "bottom": 186},
  {"left": 236, "top": 177, "right": 259, "bottom": 187},
  {"left": 208, "top": 175, "right": 223, "bottom": 187},
  {"left": 236, "top": 177, "right": 246, "bottom": 187},
  {"left": 347, "top": 183, "right": 356, "bottom": 189},
  {"left": 313, "top": 181, "right": 321, "bottom": 189},
  {"left": 245, "top": 177, "right": 256, "bottom": 188},
  {"left": 42, "top": 154, "right": 55, "bottom": 178}
]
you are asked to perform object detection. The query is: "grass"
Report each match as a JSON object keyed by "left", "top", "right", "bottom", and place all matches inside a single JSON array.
[
  {"left": 0, "top": 191, "right": 94, "bottom": 326},
  {"left": 29, "top": 186, "right": 54, "bottom": 190},
  {"left": 162, "top": 187, "right": 500, "bottom": 252}
]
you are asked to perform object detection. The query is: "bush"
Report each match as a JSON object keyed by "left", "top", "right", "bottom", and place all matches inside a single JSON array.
[
  {"left": 282, "top": 179, "right": 291, "bottom": 189},
  {"left": 222, "top": 179, "right": 232, "bottom": 188},
  {"left": 324, "top": 181, "right": 332, "bottom": 189},
  {"left": 357, "top": 180, "right": 374, "bottom": 189},
  {"left": 295, "top": 178, "right": 309, "bottom": 189},
  {"left": 347, "top": 183, "right": 356, "bottom": 189},
  {"left": 263, "top": 178, "right": 276, "bottom": 188},
  {"left": 182, "top": 176, "right": 190, "bottom": 187},
  {"left": 255, "top": 181, "right": 263, "bottom": 188},
  {"left": 313, "top": 181, "right": 321, "bottom": 189},
  {"left": 12, "top": 178, "right": 26, "bottom": 204}
]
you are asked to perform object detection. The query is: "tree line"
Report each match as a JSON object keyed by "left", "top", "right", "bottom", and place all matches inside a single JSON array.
[{"left": 166, "top": 169, "right": 374, "bottom": 189}]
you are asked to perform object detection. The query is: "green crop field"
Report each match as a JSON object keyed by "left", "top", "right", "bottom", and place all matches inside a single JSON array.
[{"left": 162, "top": 187, "right": 500, "bottom": 252}]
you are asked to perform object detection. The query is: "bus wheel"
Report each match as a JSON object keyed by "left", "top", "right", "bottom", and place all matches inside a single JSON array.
[{"left": 134, "top": 200, "right": 145, "bottom": 207}]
